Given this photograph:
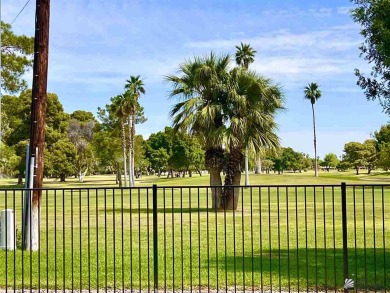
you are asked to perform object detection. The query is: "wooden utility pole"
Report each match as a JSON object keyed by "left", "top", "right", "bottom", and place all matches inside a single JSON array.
[{"left": 24, "top": 0, "right": 50, "bottom": 251}]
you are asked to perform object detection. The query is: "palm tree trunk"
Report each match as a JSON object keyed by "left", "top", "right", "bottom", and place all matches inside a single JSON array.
[
  {"left": 131, "top": 113, "right": 136, "bottom": 186},
  {"left": 255, "top": 152, "right": 262, "bottom": 174},
  {"left": 117, "top": 164, "right": 122, "bottom": 187},
  {"left": 205, "top": 147, "right": 224, "bottom": 209},
  {"left": 121, "top": 121, "right": 128, "bottom": 187},
  {"left": 209, "top": 168, "right": 222, "bottom": 209},
  {"left": 127, "top": 116, "right": 133, "bottom": 187},
  {"left": 244, "top": 148, "right": 250, "bottom": 185},
  {"left": 312, "top": 103, "right": 318, "bottom": 177},
  {"left": 223, "top": 144, "right": 242, "bottom": 210}
]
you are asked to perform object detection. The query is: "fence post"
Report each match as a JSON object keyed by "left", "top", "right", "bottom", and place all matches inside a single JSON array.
[
  {"left": 341, "top": 182, "right": 349, "bottom": 292},
  {"left": 152, "top": 184, "right": 158, "bottom": 292}
]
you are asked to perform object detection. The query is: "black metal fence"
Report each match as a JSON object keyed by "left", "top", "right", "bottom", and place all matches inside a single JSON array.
[{"left": 0, "top": 183, "right": 388, "bottom": 292}]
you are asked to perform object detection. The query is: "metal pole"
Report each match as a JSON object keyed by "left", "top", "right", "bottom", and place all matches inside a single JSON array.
[
  {"left": 22, "top": 144, "right": 30, "bottom": 248},
  {"left": 341, "top": 182, "right": 349, "bottom": 293},
  {"left": 152, "top": 184, "right": 158, "bottom": 292}
]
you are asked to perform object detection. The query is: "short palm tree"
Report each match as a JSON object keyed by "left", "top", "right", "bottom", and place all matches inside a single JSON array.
[
  {"left": 304, "top": 82, "right": 321, "bottom": 177},
  {"left": 166, "top": 53, "right": 230, "bottom": 208},
  {"left": 124, "top": 75, "right": 145, "bottom": 187},
  {"left": 222, "top": 69, "right": 283, "bottom": 209}
]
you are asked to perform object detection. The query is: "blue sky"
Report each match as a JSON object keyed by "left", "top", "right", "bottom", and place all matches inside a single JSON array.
[{"left": 2, "top": 0, "right": 389, "bottom": 158}]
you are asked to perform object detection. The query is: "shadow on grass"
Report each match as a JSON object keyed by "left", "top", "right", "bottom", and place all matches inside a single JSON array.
[
  {"left": 103, "top": 207, "right": 212, "bottom": 214},
  {"left": 208, "top": 248, "right": 389, "bottom": 290}
]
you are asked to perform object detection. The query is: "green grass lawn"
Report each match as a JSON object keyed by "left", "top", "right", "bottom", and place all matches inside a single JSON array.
[{"left": 0, "top": 171, "right": 389, "bottom": 291}]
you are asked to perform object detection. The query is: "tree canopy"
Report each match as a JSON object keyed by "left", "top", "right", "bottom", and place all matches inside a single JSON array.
[
  {"left": 351, "top": 0, "right": 390, "bottom": 114},
  {"left": 0, "top": 21, "right": 34, "bottom": 93}
]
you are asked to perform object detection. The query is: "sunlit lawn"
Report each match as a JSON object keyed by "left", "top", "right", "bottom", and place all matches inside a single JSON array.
[{"left": 0, "top": 171, "right": 389, "bottom": 290}]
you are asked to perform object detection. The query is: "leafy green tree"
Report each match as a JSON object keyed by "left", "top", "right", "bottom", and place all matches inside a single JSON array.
[
  {"left": 1, "top": 90, "right": 69, "bottom": 182},
  {"left": 96, "top": 103, "right": 145, "bottom": 184},
  {"left": 0, "top": 21, "right": 34, "bottom": 93},
  {"left": 343, "top": 141, "right": 369, "bottom": 175},
  {"left": 68, "top": 116, "right": 96, "bottom": 182},
  {"left": 350, "top": 0, "right": 390, "bottom": 114},
  {"left": 188, "top": 138, "right": 205, "bottom": 176},
  {"left": 377, "top": 142, "right": 390, "bottom": 170},
  {"left": 150, "top": 148, "right": 169, "bottom": 176},
  {"left": 70, "top": 110, "right": 95, "bottom": 123},
  {"left": 304, "top": 82, "right": 321, "bottom": 177},
  {"left": 124, "top": 75, "right": 146, "bottom": 186},
  {"left": 144, "top": 128, "right": 174, "bottom": 176},
  {"left": 170, "top": 131, "right": 205, "bottom": 177},
  {"left": 321, "top": 153, "right": 340, "bottom": 171},
  {"left": 134, "top": 134, "right": 148, "bottom": 177},
  {"left": 44, "top": 139, "right": 76, "bottom": 181},
  {"left": 337, "top": 160, "right": 350, "bottom": 171},
  {"left": 373, "top": 123, "right": 390, "bottom": 170},
  {"left": 363, "top": 139, "right": 378, "bottom": 174},
  {"left": 0, "top": 142, "right": 20, "bottom": 177},
  {"left": 93, "top": 127, "right": 124, "bottom": 185},
  {"left": 373, "top": 123, "right": 390, "bottom": 147},
  {"left": 261, "top": 159, "right": 274, "bottom": 174}
]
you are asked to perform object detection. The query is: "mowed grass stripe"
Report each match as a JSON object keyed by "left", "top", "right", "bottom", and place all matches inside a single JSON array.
[{"left": 0, "top": 174, "right": 389, "bottom": 290}]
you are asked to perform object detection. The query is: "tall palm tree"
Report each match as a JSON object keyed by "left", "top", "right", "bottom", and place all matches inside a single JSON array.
[
  {"left": 109, "top": 95, "right": 128, "bottom": 187},
  {"left": 235, "top": 43, "right": 258, "bottom": 184},
  {"left": 166, "top": 53, "right": 230, "bottom": 209},
  {"left": 235, "top": 42, "right": 257, "bottom": 70},
  {"left": 124, "top": 75, "right": 145, "bottom": 187},
  {"left": 222, "top": 69, "right": 283, "bottom": 209},
  {"left": 304, "top": 82, "right": 321, "bottom": 177}
]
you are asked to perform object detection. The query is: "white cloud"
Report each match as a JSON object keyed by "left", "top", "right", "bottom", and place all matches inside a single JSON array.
[
  {"left": 337, "top": 6, "right": 353, "bottom": 15},
  {"left": 185, "top": 27, "right": 360, "bottom": 52}
]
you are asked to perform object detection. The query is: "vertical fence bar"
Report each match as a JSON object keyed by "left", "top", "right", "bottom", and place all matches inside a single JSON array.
[
  {"left": 341, "top": 182, "right": 349, "bottom": 293},
  {"left": 71, "top": 190, "right": 74, "bottom": 291},
  {"left": 163, "top": 188, "right": 166, "bottom": 293},
  {"left": 120, "top": 189, "right": 124, "bottom": 293},
  {"left": 129, "top": 188, "right": 133, "bottom": 292},
  {"left": 372, "top": 186, "right": 377, "bottom": 293},
  {"left": 189, "top": 188, "right": 193, "bottom": 293},
  {"left": 268, "top": 186, "right": 272, "bottom": 293},
  {"left": 112, "top": 188, "right": 116, "bottom": 292},
  {"left": 153, "top": 185, "right": 158, "bottom": 292},
  {"left": 180, "top": 187, "right": 184, "bottom": 293},
  {"left": 147, "top": 188, "right": 151, "bottom": 293},
  {"left": 332, "top": 186, "right": 336, "bottom": 293},
  {"left": 382, "top": 186, "right": 387, "bottom": 293},
  {"left": 295, "top": 186, "right": 299, "bottom": 293},
  {"left": 363, "top": 186, "right": 367, "bottom": 292},
  {"left": 353, "top": 186, "right": 357, "bottom": 290},
  {"left": 323, "top": 186, "right": 328, "bottom": 293},
  {"left": 96, "top": 189, "right": 99, "bottom": 292}
]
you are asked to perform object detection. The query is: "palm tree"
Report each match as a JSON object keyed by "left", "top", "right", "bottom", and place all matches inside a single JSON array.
[
  {"left": 124, "top": 75, "right": 145, "bottom": 187},
  {"left": 109, "top": 95, "right": 128, "bottom": 187},
  {"left": 304, "top": 82, "right": 321, "bottom": 177},
  {"left": 235, "top": 42, "right": 257, "bottom": 70},
  {"left": 235, "top": 43, "right": 258, "bottom": 184},
  {"left": 166, "top": 53, "right": 230, "bottom": 209},
  {"left": 222, "top": 69, "right": 283, "bottom": 209}
]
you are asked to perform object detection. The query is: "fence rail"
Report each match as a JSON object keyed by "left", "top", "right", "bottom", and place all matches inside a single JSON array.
[{"left": 0, "top": 183, "right": 389, "bottom": 292}]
